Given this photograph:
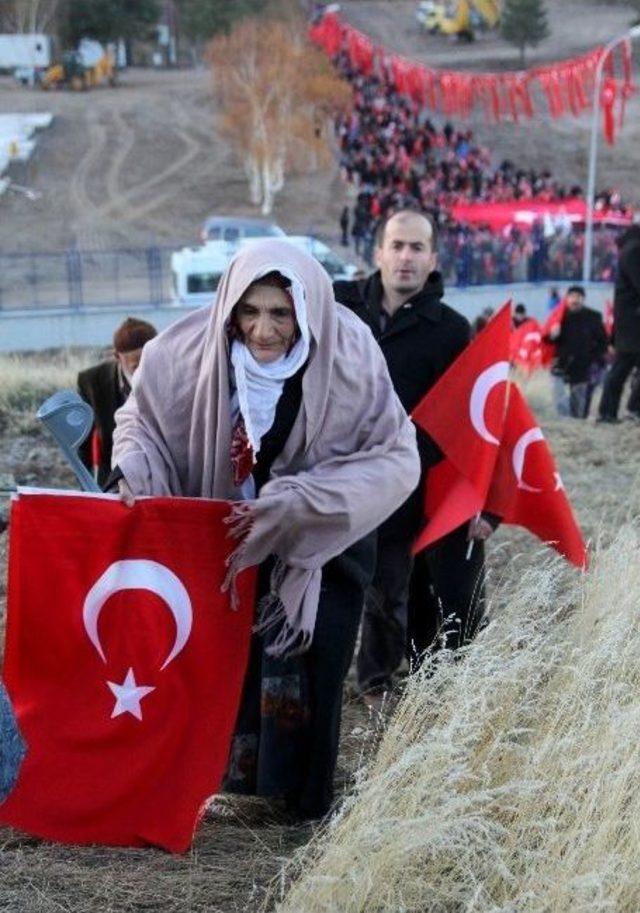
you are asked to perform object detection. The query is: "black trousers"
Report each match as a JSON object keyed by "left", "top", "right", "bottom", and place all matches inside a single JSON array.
[
  {"left": 356, "top": 525, "right": 486, "bottom": 694},
  {"left": 408, "top": 525, "right": 486, "bottom": 661},
  {"left": 356, "top": 538, "right": 412, "bottom": 694},
  {"left": 226, "top": 540, "right": 372, "bottom": 819},
  {"left": 599, "top": 352, "right": 640, "bottom": 419}
]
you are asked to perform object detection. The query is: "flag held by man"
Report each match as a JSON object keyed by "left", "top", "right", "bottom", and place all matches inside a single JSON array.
[
  {"left": 0, "top": 491, "right": 256, "bottom": 853},
  {"left": 485, "top": 385, "right": 587, "bottom": 568},
  {"left": 412, "top": 301, "right": 512, "bottom": 552}
]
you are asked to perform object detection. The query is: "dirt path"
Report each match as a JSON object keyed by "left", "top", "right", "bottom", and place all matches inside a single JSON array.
[{"left": 0, "top": 69, "right": 348, "bottom": 254}]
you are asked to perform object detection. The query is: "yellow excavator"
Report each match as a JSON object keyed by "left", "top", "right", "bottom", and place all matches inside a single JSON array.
[
  {"left": 417, "top": 0, "right": 500, "bottom": 40},
  {"left": 40, "top": 46, "right": 116, "bottom": 91}
]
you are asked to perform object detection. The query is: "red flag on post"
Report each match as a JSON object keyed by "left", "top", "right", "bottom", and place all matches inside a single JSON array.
[
  {"left": 412, "top": 302, "right": 512, "bottom": 552},
  {"left": 0, "top": 491, "right": 256, "bottom": 853},
  {"left": 485, "top": 385, "right": 588, "bottom": 568}
]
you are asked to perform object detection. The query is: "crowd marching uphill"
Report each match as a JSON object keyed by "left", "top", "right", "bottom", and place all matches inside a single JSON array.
[{"left": 333, "top": 52, "right": 629, "bottom": 284}]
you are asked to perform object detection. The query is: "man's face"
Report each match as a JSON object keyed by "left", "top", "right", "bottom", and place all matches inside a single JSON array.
[
  {"left": 375, "top": 214, "right": 437, "bottom": 298},
  {"left": 235, "top": 284, "right": 296, "bottom": 364},
  {"left": 116, "top": 348, "right": 143, "bottom": 380},
  {"left": 566, "top": 291, "right": 585, "bottom": 312}
]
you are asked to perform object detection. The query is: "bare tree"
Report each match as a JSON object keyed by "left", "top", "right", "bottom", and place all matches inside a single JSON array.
[
  {"left": 2, "top": 0, "right": 60, "bottom": 32},
  {"left": 209, "top": 13, "right": 350, "bottom": 215}
]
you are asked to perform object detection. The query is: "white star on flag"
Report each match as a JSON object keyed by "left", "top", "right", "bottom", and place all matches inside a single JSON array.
[{"left": 107, "top": 668, "right": 155, "bottom": 721}]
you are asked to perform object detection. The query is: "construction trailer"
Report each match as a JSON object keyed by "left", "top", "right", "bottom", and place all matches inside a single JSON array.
[{"left": 0, "top": 33, "right": 52, "bottom": 71}]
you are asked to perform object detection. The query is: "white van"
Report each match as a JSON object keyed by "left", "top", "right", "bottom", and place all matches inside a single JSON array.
[
  {"left": 170, "top": 236, "right": 358, "bottom": 308},
  {"left": 170, "top": 241, "right": 234, "bottom": 307}
]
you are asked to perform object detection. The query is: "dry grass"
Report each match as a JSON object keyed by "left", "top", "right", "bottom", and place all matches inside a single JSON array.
[
  {"left": 274, "top": 381, "right": 640, "bottom": 912},
  {"left": 0, "top": 351, "right": 100, "bottom": 432}
]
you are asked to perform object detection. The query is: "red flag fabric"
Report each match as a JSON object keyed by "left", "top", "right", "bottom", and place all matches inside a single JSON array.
[
  {"left": 604, "top": 298, "right": 614, "bottom": 339},
  {"left": 510, "top": 318, "right": 543, "bottom": 374},
  {"left": 485, "top": 386, "right": 587, "bottom": 567},
  {"left": 412, "top": 302, "right": 511, "bottom": 552},
  {"left": 540, "top": 297, "right": 568, "bottom": 367},
  {"left": 0, "top": 491, "right": 256, "bottom": 852}
]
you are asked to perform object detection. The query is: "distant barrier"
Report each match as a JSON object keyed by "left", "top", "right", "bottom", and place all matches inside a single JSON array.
[
  {"left": 0, "top": 234, "right": 620, "bottom": 314},
  {"left": 0, "top": 245, "right": 176, "bottom": 311}
]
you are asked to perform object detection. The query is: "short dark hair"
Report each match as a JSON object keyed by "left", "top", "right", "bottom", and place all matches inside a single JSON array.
[
  {"left": 113, "top": 317, "right": 157, "bottom": 353},
  {"left": 375, "top": 209, "right": 438, "bottom": 250},
  {"left": 514, "top": 303, "right": 527, "bottom": 314},
  {"left": 566, "top": 285, "right": 585, "bottom": 298}
]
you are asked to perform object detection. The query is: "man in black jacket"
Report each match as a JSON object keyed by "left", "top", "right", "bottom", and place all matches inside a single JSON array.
[
  {"left": 334, "top": 209, "right": 493, "bottom": 706},
  {"left": 77, "top": 317, "right": 157, "bottom": 487},
  {"left": 598, "top": 224, "right": 640, "bottom": 422},
  {"left": 546, "top": 286, "right": 607, "bottom": 419}
]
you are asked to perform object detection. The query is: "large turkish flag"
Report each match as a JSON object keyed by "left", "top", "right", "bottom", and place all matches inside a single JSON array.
[
  {"left": 485, "top": 386, "right": 587, "bottom": 568},
  {"left": 0, "top": 491, "right": 256, "bottom": 852},
  {"left": 412, "top": 302, "right": 511, "bottom": 552}
]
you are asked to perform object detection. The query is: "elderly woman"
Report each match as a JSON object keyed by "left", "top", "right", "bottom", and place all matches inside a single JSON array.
[{"left": 112, "top": 240, "right": 419, "bottom": 819}]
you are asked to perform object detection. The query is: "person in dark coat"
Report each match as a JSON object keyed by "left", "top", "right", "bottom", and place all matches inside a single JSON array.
[
  {"left": 339, "top": 205, "right": 350, "bottom": 247},
  {"left": 334, "top": 209, "right": 495, "bottom": 708},
  {"left": 598, "top": 224, "right": 640, "bottom": 422},
  {"left": 546, "top": 286, "right": 607, "bottom": 419},
  {"left": 77, "top": 317, "right": 157, "bottom": 487}
]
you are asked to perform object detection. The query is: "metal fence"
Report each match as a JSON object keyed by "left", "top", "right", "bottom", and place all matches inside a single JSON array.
[
  {"left": 0, "top": 246, "right": 176, "bottom": 312},
  {"left": 0, "top": 231, "right": 621, "bottom": 313}
]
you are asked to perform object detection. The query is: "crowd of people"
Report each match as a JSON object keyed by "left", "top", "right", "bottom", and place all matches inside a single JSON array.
[{"left": 333, "top": 52, "right": 630, "bottom": 283}]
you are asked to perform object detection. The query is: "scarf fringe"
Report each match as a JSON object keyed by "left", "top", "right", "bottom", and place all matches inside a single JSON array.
[{"left": 253, "top": 558, "right": 313, "bottom": 658}]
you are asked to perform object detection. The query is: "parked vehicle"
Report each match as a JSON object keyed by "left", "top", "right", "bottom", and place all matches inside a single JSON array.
[
  {"left": 0, "top": 34, "right": 52, "bottom": 71},
  {"left": 240, "top": 235, "right": 358, "bottom": 281},
  {"left": 171, "top": 235, "right": 357, "bottom": 307},
  {"left": 170, "top": 241, "right": 234, "bottom": 307},
  {"left": 200, "top": 216, "right": 286, "bottom": 244}
]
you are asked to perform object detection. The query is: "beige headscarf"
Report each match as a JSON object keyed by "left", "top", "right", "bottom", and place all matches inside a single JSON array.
[{"left": 113, "top": 239, "right": 420, "bottom": 655}]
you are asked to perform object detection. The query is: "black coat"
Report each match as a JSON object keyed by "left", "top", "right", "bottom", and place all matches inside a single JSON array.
[
  {"left": 614, "top": 226, "right": 640, "bottom": 354},
  {"left": 77, "top": 360, "right": 129, "bottom": 488},
  {"left": 334, "top": 270, "right": 470, "bottom": 539},
  {"left": 550, "top": 306, "right": 607, "bottom": 384}
]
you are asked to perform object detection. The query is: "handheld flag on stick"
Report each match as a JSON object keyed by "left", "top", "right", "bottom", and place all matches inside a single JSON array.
[{"left": 412, "top": 301, "right": 512, "bottom": 553}]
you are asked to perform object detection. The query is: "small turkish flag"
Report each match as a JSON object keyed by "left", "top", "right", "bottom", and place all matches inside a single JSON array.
[
  {"left": 485, "top": 385, "right": 587, "bottom": 568},
  {"left": 0, "top": 491, "right": 256, "bottom": 852},
  {"left": 540, "top": 297, "right": 568, "bottom": 367},
  {"left": 412, "top": 302, "right": 511, "bottom": 552},
  {"left": 510, "top": 318, "right": 543, "bottom": 375}
]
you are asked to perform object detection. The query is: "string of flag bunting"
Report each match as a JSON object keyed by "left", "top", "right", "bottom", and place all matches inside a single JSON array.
[{"left": 308, "top": 10, "right": 635, "bottom": 144}]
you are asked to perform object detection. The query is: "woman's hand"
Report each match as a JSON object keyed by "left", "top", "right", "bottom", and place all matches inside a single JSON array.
[
  {"left": 223, "top": 502, "right": 254, "bottom": 541},
  {"left": 118, "top": 479, "right": 136, "bottom": 508}
]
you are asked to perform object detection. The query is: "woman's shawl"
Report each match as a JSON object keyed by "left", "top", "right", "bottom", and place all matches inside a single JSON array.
[{"left": 113, "top": 239, "right": 420, "bottom": 655}]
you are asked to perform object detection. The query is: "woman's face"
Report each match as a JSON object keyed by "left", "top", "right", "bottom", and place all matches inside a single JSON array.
[{"left": 235, "top": 284, "right": 297, "bottom": 363}]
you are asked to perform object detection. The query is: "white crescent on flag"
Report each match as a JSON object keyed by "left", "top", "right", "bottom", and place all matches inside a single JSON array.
[
  {"left": 82, "top": 559, "right": 193, "bottom": 670},
  {"left": 469, "top": 361, "right": 510, "bottom": 445},
  {"left": 513, "top": 427, "right": 545, "bottom": 492}
]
